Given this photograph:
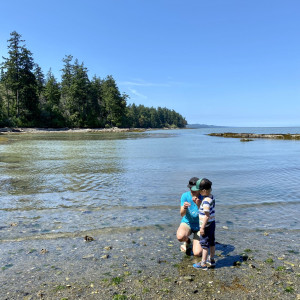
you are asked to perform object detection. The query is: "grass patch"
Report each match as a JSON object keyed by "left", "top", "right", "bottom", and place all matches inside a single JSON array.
[
  {"left": 143, "top": 288, "right": 150, "bottom": 293},
  {"left": 276, "top": 266, "right": 285, "bottom": 271},
  {"left": 113, "top": 295, "right": 127, "bottom": 300},
  {"left": 28, "top": 248, "right": 37, "bottom": 254},
  {"left": 123, "top": 271, "right": 131, "bottom": 276},
  {"left": 265, "top": 258, "right": 274, "bottom": 264},
  {"left": 54, "top": 285, "right": 67, "bottom": 292},
  {"left": 112, "top": 276, "right": 124, "bottom": 285},
  {"left": 244, "top": 249, "right": 253, "bottom": 253},
  {"left": 284, "top": 286, "right": 294, "bottom": 293}
]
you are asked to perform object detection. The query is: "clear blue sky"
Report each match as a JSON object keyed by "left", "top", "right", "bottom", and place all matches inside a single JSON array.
[{"left": 1, "top": 0, "right": 299, "bottom": 126}]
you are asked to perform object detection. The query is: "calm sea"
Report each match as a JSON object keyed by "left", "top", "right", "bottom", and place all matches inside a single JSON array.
[{"left": 0, "top": 127, "right": 299, "bottom": 255}]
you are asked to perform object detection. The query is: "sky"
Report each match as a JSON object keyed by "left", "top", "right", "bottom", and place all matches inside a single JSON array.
[{"left": 1, "top": 0, "right": 299, "bottom": 127}]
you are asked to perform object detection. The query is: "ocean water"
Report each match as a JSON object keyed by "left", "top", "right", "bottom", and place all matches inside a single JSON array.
[
  {"left": 0, "top": 128, "right": 299, "bottom": 294},
  {"left": 1, "top": 128, "right": 299, "bottom": 238}
]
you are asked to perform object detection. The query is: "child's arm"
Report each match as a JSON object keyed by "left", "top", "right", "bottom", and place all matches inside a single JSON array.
[
  {"left": 193, "top": 196, "right": 201, "bottom": 208},
  {"left": 200, "top": 211, "right": 210, "bottom": 236}
]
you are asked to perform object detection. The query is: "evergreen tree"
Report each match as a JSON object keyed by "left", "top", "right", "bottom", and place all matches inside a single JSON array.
[
  {"left": 70, "top": 59, "right": 90, "bottom": 127},
  {"left": 101, "top": 75, "right": 127, "bottom": 127},
  {"left": 61, "top": 56, "right": 91, "bottom": 127},
  {"left": 41, "top": 69, "right": 64, "bottom": 127},
  {"left": 1, "top": 31, "right": 39, "bottom": 126},
  {"left": 89, "top": 75, "right": 104, "bottom": 127},
  {"left": 18, "top": 47, "right": 40, "bottom": 125},
  {"left": 34, "top": 63, "right": 45, "bottom": 98},
  {"left": 0, "top": 32, "right": 187, "bottom": 129}
]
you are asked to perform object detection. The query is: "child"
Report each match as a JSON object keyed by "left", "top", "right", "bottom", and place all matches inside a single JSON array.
[{"left": 192, "top": 178, "right": 216, "bottom": 270}]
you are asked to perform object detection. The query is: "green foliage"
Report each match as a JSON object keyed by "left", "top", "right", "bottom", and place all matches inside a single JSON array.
[
  {"left": 284, "top": 286, "right": 294, "bottom": 293},
  {"left": 0, "top": 31, "right": 187, "bottom": 129},
  {"left": 265, "top": 258, "right": 274, "bottom": 264},
  {"left": 0, "top": 31, "right": 40, "bottom": 125},
  {"left": 113, "top": 295, "right": 127, "bottom": 300},
  {"left": 111, "top": 276, "right": 124, "bottom": 285},
  {"left": 126, "top": 105, "right": 186, "bottom": 128}
]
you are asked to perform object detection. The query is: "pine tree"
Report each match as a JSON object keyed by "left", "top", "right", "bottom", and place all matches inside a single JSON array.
[
  {"left": 101, "top": 75, "right": 127, "bottom": 127},
  {"left": 1, "top": 31, "right": 39, "bottom": 126},
  {"left": 89, "top": 75, "right": 104, "bottom": 127},
  {"left": 42, "top": 69, "right": 64, "bottom": 127}
]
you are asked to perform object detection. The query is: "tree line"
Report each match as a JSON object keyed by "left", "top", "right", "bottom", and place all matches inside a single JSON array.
[{"left": 0, "top": 31, "right": 187, "bottom": 129}]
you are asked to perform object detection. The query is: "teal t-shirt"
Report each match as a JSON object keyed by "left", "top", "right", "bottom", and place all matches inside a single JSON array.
[{"left": 180, "top": 191, "right": 200, "bottom": 231}]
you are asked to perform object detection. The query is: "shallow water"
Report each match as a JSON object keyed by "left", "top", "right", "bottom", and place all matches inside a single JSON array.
[{"left": 0, "top": 128, "right": 300, "bottom": 297}]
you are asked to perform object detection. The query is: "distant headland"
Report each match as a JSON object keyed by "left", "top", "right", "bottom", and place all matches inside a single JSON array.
[{"left": 208, "top": 132, "right": 300, "bottom": 140}]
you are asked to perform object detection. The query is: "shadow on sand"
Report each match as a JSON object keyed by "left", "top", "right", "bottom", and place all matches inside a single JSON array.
[{"left": 214, "top": 242, "right": 241, "bottom": 268}]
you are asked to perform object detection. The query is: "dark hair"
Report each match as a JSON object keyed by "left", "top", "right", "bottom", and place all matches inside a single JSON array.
[
  {"left": 187, "top": 177, "right": 199, "bottom": 189},
  {"left": 199, "top": 178, "right": 212, "bottom": 190}
]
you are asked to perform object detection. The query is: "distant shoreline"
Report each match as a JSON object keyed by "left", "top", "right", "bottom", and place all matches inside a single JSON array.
[
  {"left": 208, "top": 132, "right": 300, "bottom": 140},
  {"left": 0, "top": 127, "right": 151, "bottom": 134}
]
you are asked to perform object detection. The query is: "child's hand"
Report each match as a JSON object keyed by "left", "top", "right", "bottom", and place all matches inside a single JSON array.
[
  {"left": 192, "top": 196, "right": 198, "bottom": 203},
  {"left": 192, "top": 196, "right": 201, "bottom": 206},
  {"left": 200, "top": 227, "right": 205, "bottom": 236}
]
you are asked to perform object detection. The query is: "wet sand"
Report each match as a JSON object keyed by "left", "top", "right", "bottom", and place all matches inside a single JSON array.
[{"left": 1, "top": 225, "right": 299, "bottom": 300}]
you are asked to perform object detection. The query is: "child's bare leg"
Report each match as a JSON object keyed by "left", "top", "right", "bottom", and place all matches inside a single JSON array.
[{"left": 202, "top": 248, "right": 208, "bottom": 263}]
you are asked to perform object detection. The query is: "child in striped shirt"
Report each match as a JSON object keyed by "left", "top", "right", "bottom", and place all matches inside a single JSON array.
[{"left": 192, "top": 178, "right": 216, "bottom": 270}]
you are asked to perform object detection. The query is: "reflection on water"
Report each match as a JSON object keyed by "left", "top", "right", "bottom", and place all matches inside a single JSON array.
[{"left": 0, "top": 129, "right": 300, "bottom": 243}]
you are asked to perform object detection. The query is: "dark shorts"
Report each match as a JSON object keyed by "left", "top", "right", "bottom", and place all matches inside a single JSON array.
[{"left": 200, "top": 221, "right": 215, "bottom": 249}]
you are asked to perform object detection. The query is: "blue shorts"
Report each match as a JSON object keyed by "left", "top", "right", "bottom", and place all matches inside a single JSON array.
[{"left": 200, "top": 221, "right": 215, "bottom": 249}]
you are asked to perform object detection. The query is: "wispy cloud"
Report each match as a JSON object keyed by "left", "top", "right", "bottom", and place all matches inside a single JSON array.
[
  {"left": 120, "top": 80, "right": 170, "bottom": 87},
  {"left": 120, "top": 79, "right": 193, "bottom": 88},
  {"left": 128, "top": 88, "right": 148, "bottom": 99}
]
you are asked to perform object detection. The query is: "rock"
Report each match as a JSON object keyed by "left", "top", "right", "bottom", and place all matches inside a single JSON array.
[
  {"left": 84, "top": 235, "right": 94, "bottom": 242},
  {"left": 40, "top": 249, "right": 48, "bottom": 254},
  {"left": 104, "top": 246, "right": 112, "bottom": 250},
  {"left": 183, "top": 275, "right": 194, "bottom": 282},
  {"left": 233, "top": 261, "right": 241, "bottom": 266},
  {"left": 222, "top": 226, "right": 229, "bottom": 230},
  {"left": 249, "top": 264, "right": 256, "bottom": 268},
  {"left": 241, "top": 254, "right": 249, "bottom": 261},
  {"left": 83, "top": 254, "right": 95, "bottom": 259},
  {"left": 36, "top": 290, "right": 45, "bottom": 298},
  {"left": 101, "top": 254, "right": 109, "bottom": 259}
]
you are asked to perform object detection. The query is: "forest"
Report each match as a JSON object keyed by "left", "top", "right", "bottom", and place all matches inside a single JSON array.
[{"left": 0, "top": 31, "right": 187, "bottom": 129}]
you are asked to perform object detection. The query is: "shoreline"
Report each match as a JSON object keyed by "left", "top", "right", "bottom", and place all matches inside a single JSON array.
[
  {"left": 0, "top": 127, "right": 186, "bottom": 134},
  {"left": 1, "top": 225, "right": 299, "bottom": 300},
  {"left": 0, "top": 127, "right": 147, "bottom": 134},
  {"left": 208, "top": 132, "right": 300, "bottom": 140}
]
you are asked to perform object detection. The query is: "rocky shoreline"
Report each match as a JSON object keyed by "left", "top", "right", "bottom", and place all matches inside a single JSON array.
[
  {"left": 208, "top": 132, "right": 300, "bottom": 140},
  {"left": 0, "top": 127, "right": 147, "bottom": 134},
  {"left": 1, "top": 225, "right": 299, "bottom": 300}
]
